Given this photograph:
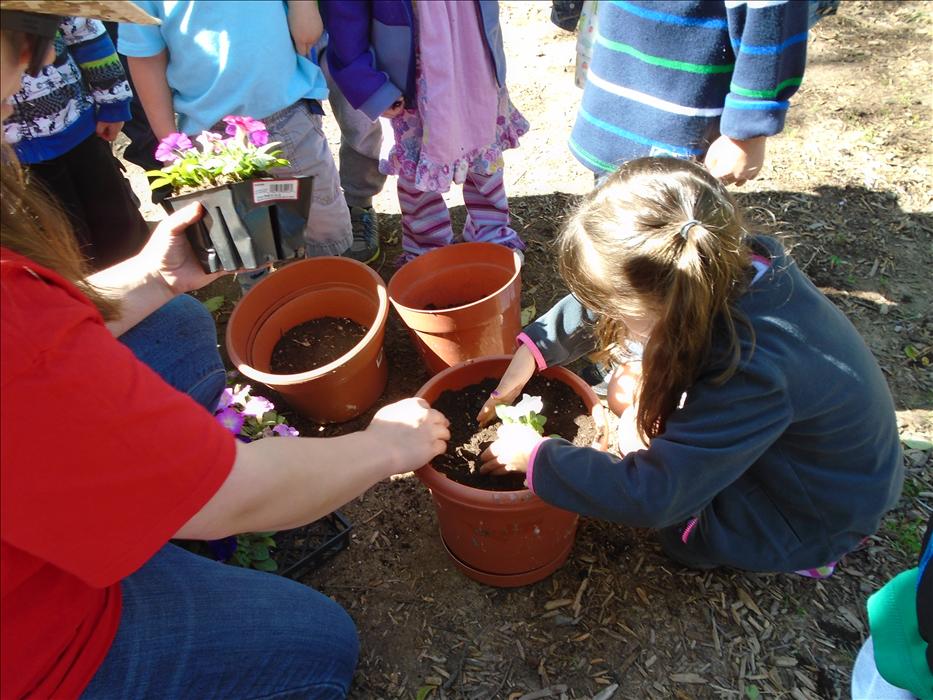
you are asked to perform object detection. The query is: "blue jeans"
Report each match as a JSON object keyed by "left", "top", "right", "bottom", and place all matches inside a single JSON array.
[
  {"left": 81, "top": 545, "right": 358, "bottom": 699},
  {"left": 118, "top": 294, "right": 227, "bottom": 412},
  {"left": 83, "top": 297, "right": 360, "bottom": 698}
]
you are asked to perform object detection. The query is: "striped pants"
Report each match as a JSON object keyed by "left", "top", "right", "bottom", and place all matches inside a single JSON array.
[{"left": 396, "top": 169, "right": 525, "bottom": 258}]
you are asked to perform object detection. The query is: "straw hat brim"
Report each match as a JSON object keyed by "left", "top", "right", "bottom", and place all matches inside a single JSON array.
[{"left": 0, "top": 1, "right": 159, "bottom": 24}]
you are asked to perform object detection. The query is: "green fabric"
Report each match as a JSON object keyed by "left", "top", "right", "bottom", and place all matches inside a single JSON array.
[{"left": 867, "top": 567, "right": 933, "bottom": 700}]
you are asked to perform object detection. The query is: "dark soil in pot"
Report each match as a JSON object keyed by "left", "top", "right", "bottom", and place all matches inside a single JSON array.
[
  {"left": 431, "top": 375, "right": 599, "bottom": 491},
  {"left": 270, "top": 316, "right": 368, "bottom": 374}
]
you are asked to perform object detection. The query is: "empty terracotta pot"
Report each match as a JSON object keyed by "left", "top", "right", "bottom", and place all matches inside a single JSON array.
[
  {"left": 226, "top": 257, "right": 388, "bottom": 423},
  {"left": 387, "top": 242, "right": 522, "bottom": 375},
  {"left": 416, "top": 356, "right": 608, "bottom": 587}
]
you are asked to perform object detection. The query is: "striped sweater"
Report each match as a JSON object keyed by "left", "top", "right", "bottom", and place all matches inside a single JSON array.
[
  {"left": 3, "top": 17, "right": 132, "bottom": 165},
  {"left": 570, "top": 0, "right": 809, "bottom": 174}
]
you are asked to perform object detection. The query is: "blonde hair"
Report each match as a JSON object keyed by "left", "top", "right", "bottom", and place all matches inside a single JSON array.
[
  {"left": 1, "top": 142, "right": 119, "bottom": 319},
  {"left": 558, "top": 157, "right": 753, "bottom": 440}
]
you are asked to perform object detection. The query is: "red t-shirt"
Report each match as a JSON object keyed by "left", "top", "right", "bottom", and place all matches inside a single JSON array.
[{"left": 0, "top": 249, "right": 236, "bottom": 698}]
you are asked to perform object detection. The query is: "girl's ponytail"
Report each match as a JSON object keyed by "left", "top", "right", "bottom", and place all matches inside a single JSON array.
[{"left": 557, "top": 157, "right": 754, "bottom": 441}]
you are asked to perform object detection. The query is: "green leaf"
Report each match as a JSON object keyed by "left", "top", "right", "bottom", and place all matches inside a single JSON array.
[
  {"left": 903, "top": 437, "right": 933, "bottom": 451},
  {"left": 904, "top": 345, "right": 920, "bottom": 360},
  {"left": 248, "top": 543, "right": 270, "bottom": 561},
  {"left": 144, "top": 169, "right": 168, "bottom": 177},
  {"left": 202, "top": 295, "right": 225, "bottom": 313},
  {"left": 253, "top": 557, "right": 278, "bottom": 572},
  {"left": 415, "top": 686, "right": 435, "bottom": 700},
  {"left": 520, "top": 302, "right": 536, "bottom": 326},
  {"left": 148, "top": 177, "right": 174, "bottom": 190},
  {"left": 744, "top": 685, "right": 760, "bottom": 700}
]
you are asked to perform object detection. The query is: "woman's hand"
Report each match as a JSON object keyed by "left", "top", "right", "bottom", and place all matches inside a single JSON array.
[
  {"left": 704, "top": 134, "right": 767, "bottom": 187},
  {"left": 476, "top": 344, "right": 538, "bottom": 426},
  {"left": 478, "top": 423, "right": 545, "bottom": 476},
  {"left": 141, "top": 203, "right": 226, "bottom": 295},
  {"left": 366, "top": 398, "right": 450, "bottom": 475}
]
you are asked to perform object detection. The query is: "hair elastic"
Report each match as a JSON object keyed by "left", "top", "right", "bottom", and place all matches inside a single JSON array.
[{"left": 679, "top": 219, "right": 702, "bottom": 240}]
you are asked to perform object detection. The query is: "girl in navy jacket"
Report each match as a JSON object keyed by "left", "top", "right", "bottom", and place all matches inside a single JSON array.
[{"left": 478, "top": 157, "right": 903, "bottom": 575}]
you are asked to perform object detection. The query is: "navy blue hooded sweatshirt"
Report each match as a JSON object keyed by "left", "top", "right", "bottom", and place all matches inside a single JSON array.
[{"left": 522, "top": 236, "right": 903, "bottom": 572}]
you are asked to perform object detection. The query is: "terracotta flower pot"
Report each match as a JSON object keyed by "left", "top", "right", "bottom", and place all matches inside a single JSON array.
[
  {"left": 167, "top": 177, "right": 312, "bottom": 273},
  {"left": 387, "top": 242, "right": 522, "bottom": 375},
  {"left": 226, "top": 257, "right": 388, "bottom": 423},
  {"left": 416, "top": 356, "right": 609, "bottom": 587}
]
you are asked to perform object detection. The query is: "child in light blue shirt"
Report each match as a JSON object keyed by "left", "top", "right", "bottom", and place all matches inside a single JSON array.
[{"left": 119, "top": 0, "right": 351, "bottom": 258}]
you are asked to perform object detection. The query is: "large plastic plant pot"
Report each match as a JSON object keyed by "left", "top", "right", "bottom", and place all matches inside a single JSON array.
[
  {"left": 226, "top": 257, "right": 388, "bottom": 423},
  {"left": 167, "top": 176, "right": 312, "bottom": 273},
  {"left": 387, "top": 242, "right": 522, "bottom": 375},
  {"left": 415, "top": 356, "right": 608, "bottom": 587}
]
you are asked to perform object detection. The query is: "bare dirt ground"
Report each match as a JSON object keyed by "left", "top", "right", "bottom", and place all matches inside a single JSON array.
[{"left": 121, "top": 3, "right": 931, "bottom": 698}]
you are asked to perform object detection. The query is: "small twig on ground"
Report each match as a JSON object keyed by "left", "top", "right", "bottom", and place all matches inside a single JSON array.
[
  {"left": 359, "top": 508, "right": 384, "bottom": 526},
  {"left": 442, "top": 650, "right": 467, "bottom": 691}
]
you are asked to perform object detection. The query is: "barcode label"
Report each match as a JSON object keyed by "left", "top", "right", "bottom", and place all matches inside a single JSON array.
[{"left": 253, "top": 179, "right": 299, "bottom": 204}]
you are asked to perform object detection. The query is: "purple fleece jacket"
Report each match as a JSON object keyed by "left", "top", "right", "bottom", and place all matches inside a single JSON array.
[{"left": 320, "top": 0, "right": 508, "bottom": 121}]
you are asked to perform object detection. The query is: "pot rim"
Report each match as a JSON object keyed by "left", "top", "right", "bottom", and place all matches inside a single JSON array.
[
  {"left": 387, "top": 242, "right": 522, "bottom": 314},
  {"left": 227, "top": 257, "right": 389, "bottom": 386},
  {"left": 415, "top": 355, "right": 609, "bottom": 503}
]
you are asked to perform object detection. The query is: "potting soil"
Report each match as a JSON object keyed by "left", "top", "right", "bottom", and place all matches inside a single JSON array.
[
  {"left": 270, "top": 317, "right": 368, "bottom": 374},
  {"left": 431, "top": 376, "right": 600, "bottom": 491}
]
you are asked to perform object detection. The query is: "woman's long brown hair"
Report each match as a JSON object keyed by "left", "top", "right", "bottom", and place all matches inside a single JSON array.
[
  {"left": 558, "top": 157, "right": 754, "bottom": 441},
  {"left": 1, "top": 143, "right": 119, "bottom": 319}
]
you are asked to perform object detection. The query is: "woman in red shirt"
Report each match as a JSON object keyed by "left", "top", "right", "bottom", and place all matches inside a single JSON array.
[{"left": 0, "top": 3, "right": 449, "bottom": 698}]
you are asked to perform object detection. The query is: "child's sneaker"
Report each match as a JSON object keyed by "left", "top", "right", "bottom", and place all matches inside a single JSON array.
[{"left": 344, "top": 206, "right": 382, "bottom": 268}]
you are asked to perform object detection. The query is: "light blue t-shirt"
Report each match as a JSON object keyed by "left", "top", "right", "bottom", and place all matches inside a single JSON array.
[{"left": 119, "top": 1, "right": 328, "bottom": 135}]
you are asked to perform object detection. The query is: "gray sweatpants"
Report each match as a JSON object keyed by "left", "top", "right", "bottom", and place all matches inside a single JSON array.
[
  {"left": 263, "top": 100, "right": 352, "bottom": 257},
  {"left": 321, "top": 55, "right": 387, "bottom": 209}
]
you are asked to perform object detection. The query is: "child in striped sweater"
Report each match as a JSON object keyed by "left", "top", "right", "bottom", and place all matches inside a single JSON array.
[
  {"left": 570, "top": 0, "right": 810, "bottom": 186},
  {"left": 321, "top": 0, "right": 529, "bottom": 265},
  {"left": 3, "top": 15, "right": 148, "bottom": 270}
]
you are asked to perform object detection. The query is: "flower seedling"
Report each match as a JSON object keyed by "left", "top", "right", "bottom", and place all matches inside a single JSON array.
[
  {"left": 495, "top": 394, "right": 548, "bottom": 435},
  {"left": 147, "top": 115, "right": 289, "bottom": 194},
  {"left": 209, "top": 383, "right": 299, "bottom": 572}
]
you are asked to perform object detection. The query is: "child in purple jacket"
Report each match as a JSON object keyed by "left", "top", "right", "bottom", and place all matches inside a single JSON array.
[{"left": 321, "top": 0, "right": 528, "bottom": 265}]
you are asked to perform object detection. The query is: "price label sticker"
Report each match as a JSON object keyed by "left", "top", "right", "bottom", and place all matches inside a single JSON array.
[{"left": 252, "top": 179, "right": 299, "bottom": 204}]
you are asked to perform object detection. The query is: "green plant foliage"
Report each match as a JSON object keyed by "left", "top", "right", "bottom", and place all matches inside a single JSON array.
[{"left": 495, "top": 394, "right": 548, "bottom": 435}]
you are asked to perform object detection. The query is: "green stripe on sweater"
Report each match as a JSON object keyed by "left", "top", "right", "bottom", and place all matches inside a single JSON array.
[
  {"left": 730, "top": 77, "right": 804, "bottom": 99},
  {"left": 78, "top": 55, "right": 121, "bottom": 70},
  {"left": 596, "top": 33, "right": 734, "bottom": 74}
]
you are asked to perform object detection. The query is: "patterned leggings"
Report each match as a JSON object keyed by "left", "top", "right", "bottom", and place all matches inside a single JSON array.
[{"left": 396, "top": 169, "right": 525, "bottom": 258}]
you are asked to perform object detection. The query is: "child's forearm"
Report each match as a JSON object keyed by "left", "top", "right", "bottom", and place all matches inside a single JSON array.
[
  {"left": 127, "top": 52, "right": 177, "bottom": 140},
  {"left": 287, "top": 0, "right": 324, "bottom": 57}
]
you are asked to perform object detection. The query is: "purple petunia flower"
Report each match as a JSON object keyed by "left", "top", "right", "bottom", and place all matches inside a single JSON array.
[
  {"left": 242, "top": 395, "right": 275, "bottom": 418},
  {"left": 206, "top": 536, "right": 237, "bottom": 561},
  {"left": 155, "top": 132, "right": 194, "bottom": 163},
  {"left": 248, "top": 129, "right": 269, "bottom": 147},
  {"left": 272, "top": 424, "right": 299, "bottom": 437},
  {"left": 215, "top": 407, "right": 246, "bottom": 435}
]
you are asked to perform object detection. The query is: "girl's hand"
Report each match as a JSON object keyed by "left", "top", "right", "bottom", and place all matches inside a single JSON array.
[
  {"left": 476, "top": 344, "right": 538, "bottom": 426},
  {"left": 704, "top": 134, "right": 767, "bottom": 187},
  {"left": 617, "top": 404, "right": 648, "bottom": 455},
  {"left": 478, "top": 423, "right": 545, "bottom": 476},
  {"left": 381, "top": 98, "right": 405, "bottom": 119},
  {"left": 606, "top": 361, "right": 641, "bottom": 417},
  {"left": 141, "top": 203, "right": 226, "bottom": 294},
  {"left": 366, "top": 398, "right": 450, "bottom": 475}
]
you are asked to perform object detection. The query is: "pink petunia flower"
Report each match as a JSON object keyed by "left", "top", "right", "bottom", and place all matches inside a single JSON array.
[
  {"left": 155, "top": 132, "right": 194, "bottom": 163},
  {"left": 195, "top": 129, "right": 223, "bottom": 154},
  {"left": 222, "top": 115, "right": 268, "bottom": 139}
]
